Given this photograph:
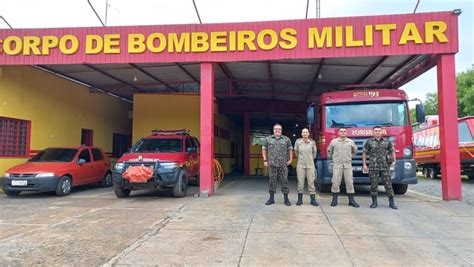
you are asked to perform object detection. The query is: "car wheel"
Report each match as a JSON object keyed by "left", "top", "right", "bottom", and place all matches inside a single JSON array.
[
  {"left": 393, "top": 184, "right": 408, "bottom": 195},
  {"left": 4, "top": 190, "right": 21, "bottom": 197},
  {"left": 173, "top": 172, "right": 188, "bottom": 198},
  {"left": 55, "top": 176, "right": 72, "bottom": 196},
  {"left": 101, "top": 172, "right": 113, "bottom": 187},
  {"left": 114, "top": 185, "right": 131, "bottom": 198}
]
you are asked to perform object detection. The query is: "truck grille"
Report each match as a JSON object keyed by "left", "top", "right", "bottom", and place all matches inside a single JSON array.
[
  {"left": 10, "top": 173, "right": 36, "bottom": 178},
  {"left": 352, "top": 137, "right": 396, "bottom": 161}
]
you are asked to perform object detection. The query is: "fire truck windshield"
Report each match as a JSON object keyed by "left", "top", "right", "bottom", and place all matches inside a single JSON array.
[
  {"left": 325, "top": 102, "right": 409, "bottom": 128},
  {"left": 132, "top": 138, "right": 183, "bottom": 153}
]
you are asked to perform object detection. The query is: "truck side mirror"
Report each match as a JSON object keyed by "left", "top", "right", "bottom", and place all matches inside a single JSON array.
[
  {"left": 307, "top": 103, "right": 316, "bottom": 125},
  {"left": 78, "top": 158, "right": 86, "bottom": 165},
  {"left": 415, "top": 104, "right": 425, "bottom": 123}
]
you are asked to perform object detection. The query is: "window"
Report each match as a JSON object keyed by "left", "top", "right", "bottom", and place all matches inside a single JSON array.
[
  {"left": 220, "top": 128, "right": 230, "bottom": 140},
  {"left": 459, "top": 122, "right": 473, "bottom": 143},
  {"left": 29, "top": 148, "right": 77, "bottom": 162},
  {"left": 186, "top": 138, "right": 195, "bottom": 150},
  {"left": 0, "top": 117, "right": 31, "bottom": 157},
  {"left": 192, "top": 137, "right": 200, "bottom": 149},
  {"left": 113, "top": 133, "right": 130, "bottom": 158},
  {"left": 132, "top": 138, "right": 183, "bottom": 153},
  {"left": 81, "top": 129, "right": 93, "bottom": 146},
  {"left": 78, "top": 149, "right": 91, "bottom": 163},
  {"left": 91, "top": 148, "right": 104, "bottom": 161}
]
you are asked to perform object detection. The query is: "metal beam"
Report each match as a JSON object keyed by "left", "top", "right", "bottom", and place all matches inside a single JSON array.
[
  {"left": 129, "top": 63, "right": 179, "bottom": 92},
  {"left": 0, "top": 16, "right": 13, "bottom": 29},
  {"left": 84, "top": 64, "right": 144, "bottom": 93},
  {"left": 377, "top": 55, "right": 418, "bottom": 84},
  {"left": 218, "top": 63, "right": 241, "bottom": 93},
  {"left": 357, "top": 56, "right": 389, "bottom": 84},
  {"left": 176, "top": 63, "right": 199, "bottom": 83},
  {"left": 35, "top": 65, "right": 132, "bottom": 102},
  {"left": 305, "top": 59, "right": 324, "bottom": 101}
]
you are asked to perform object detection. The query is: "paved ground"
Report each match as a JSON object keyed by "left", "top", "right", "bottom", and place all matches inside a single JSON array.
[
  {"left": 410, "top": 175, "right": 474, "bottom": 206},
  {"left": 0, "top": 176, "right": 473, "bottom": 266}
]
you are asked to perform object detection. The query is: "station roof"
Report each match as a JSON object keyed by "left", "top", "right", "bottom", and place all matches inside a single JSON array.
[{"left": 38, "top": 53, "right": 436, "bottom": 103}]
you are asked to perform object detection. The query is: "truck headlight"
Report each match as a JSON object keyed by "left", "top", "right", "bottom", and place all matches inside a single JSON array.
[
  {"left": 403, "top": 147, "right": 412, "bottom": 157},
  {"left": 36, "top": 172, "right": 55, "bottom": 177},
  {"left": 160, "top": 162, "right": 178, "bottom": 171},
  {"left": 115, "top": 162, "right": 124, "bottom": 171},
  {"left": 404, "top": 162, "right": 412, "bottom": 170},
  {"left": 4, "top": 173, "right": 10, "bottom": 178}
]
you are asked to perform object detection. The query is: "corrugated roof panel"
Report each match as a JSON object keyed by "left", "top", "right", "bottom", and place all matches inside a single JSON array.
[
  {"left": 228, "top": 62, "right": 268, "bottom": 80},
  {"left": 272, "top": 63, "right": 315, "bottom": 81}
]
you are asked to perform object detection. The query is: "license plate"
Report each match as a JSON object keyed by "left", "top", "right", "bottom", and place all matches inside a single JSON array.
[{"left": 11, "top": 180, "right": 27, "bottom": 186}]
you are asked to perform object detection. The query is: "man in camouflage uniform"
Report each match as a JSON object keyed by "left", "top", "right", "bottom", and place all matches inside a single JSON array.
[
  {"left": 362, "top": 126, "right": 398, "bottom": 210},
  {"left": 262, "top": 123, "right": 293, "bottom": 206},
  {"left": 327, "top": 127, "right": 359, "bottom": 208}
]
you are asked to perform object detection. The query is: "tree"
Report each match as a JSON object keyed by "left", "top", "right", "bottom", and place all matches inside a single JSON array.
[
  {"left": 456, "top": 69, "right": 474, "bottom": 117},
  {"left": 419, "top": 68, "right": 473, "bottom": 117},
  {"left": 423, "top": 92, "right": 438, "bottom": 116}
]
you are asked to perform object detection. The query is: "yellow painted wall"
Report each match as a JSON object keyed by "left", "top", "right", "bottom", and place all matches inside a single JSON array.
[
  {"left": 0, "top": 66, "right": 132, "bottom": 176},
  {"left": 249, "top": 135, "right": 297, "bottom": 176},
  {"left": 133, "top": 94, "right": 242, "bottom": 174}
]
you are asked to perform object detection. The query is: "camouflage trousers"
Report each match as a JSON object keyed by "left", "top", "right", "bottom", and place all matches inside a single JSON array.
[
  {"left": 369, "top": 169, "right": 394, "bottom": 197},
  {"left": 268, "top": 165, "right": 289, "bottom": 194}
]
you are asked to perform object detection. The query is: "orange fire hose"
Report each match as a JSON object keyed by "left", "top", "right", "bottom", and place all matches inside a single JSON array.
[{"left": 213, "top": 159, "right": 224, "bottom": 186}]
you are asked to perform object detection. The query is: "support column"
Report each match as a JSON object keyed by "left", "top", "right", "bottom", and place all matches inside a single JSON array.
[
  {"left": 437, "top": 54, "right": 462, "bottom": 200},
  {"left": 200, "top": 63, "right": 214, "bottom": 196},
  {"left": 243, "top": 112, "right": 250, "bottom": 176}
]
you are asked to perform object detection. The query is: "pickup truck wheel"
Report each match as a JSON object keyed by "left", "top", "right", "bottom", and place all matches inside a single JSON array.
[
  {"left": 114, "top": 185, "right": 131, "bottom": 198},
  {"left": 173, "top": 172, "right": 188, "bottom": 198},
  {"left": 393, "top": 184, "right": 408, "bottom": 195},
  {"left": 101, "top": 172, "right": 113, "bottom": 187},
  {"left": 4, "top": 190, "right": 21, "bottom": 196},
  {"left": 55, "top": 176, "right": 72, "bottom": 196}
]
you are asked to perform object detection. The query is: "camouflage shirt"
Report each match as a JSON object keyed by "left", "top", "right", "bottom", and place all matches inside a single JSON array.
[
  {"left": 262, "top": 135, "right": 293, "bottom": 167},
  {"left": 363, "top": 137, "right": 394, "bottom": 170}
]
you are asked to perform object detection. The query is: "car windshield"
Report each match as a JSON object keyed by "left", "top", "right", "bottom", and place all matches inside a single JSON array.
[
  {"left": 132, "top": 138, "right": 183, "bottom": 153},
  {"left": 29, "top": 148, "right": 78, "bottom": 162},
  {"left": 325, "top": 102, "right": 409, "bottom": 128}
]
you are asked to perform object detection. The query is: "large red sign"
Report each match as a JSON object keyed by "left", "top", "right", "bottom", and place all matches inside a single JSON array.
[{"left": 0, "top": 11, "right": 458, "bottom": 65}]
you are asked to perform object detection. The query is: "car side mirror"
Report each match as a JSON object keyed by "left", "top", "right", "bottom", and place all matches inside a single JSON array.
[
  {"left": 78, "top": 158, "right": 86, "bottom": 164},
  {"left": 415, "top": 104, "right": 425, "bottom": 123},
  {"left": 187, "top": 147, "right": 197, "bottom": 153}
]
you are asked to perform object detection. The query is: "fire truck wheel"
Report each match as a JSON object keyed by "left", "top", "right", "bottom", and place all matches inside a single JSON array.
[
  {"left": 393, "top": 184, "right": 408, "bottom": 195},
  {"left": 316, "top": 182, "right": 331, "bottom": 193},
  {"left": 114, "top": 185, "right": 131, "bottom": 198},
  {"left": 173, "top": 172, "right": 188, "bottom": 198},
  {"left": 423, "top": 168, "right": 432, "bottom": 179}
]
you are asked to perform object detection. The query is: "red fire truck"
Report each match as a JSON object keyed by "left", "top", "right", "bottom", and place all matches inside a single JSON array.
[
  {"left": 414, "top": 116, "right": 474, "bottom": 179},
  {"left": 308, "top": 89, "right": 424, "bottom": 194}
]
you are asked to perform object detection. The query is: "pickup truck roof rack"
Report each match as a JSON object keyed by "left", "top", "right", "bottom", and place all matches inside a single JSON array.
[{"left": 151, "top": 129, "right": 190, "bottom": 136}]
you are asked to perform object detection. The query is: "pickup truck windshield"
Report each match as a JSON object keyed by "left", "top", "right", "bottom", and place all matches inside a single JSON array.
[
  {"left": 132, "top": 138, "right": 183, "bottom": 153},
  {"left": 325, "top": 102, "right": 409, "bottom": 128}
]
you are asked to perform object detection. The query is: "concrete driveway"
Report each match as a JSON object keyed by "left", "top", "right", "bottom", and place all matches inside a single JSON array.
[{"left": 0, "top": 175, "right": 472, "bottom": 266}]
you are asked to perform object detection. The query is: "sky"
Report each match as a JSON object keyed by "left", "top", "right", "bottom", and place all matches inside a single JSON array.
[{"left": 1, "top": 0, "right": 472, "bottom": 102}]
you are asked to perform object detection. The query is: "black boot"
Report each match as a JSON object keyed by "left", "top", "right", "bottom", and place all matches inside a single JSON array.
[
  {"left": 389, "top": 196, "right": 398, "bottom": 210},
  {"left": 310, "top": 194, "right": 319, "bottom": 206},
  {"left": 348, "top": 194, "right": 360, "bottom": 208},
  {"left": 296, "top": 193, "right": 303, "bottom": 206},
  {"left": 265, "top": 193, "right": 275, "bottom": 205},
  {"left": 284, "top": 193, "right": 291, "bottom": 206},
  {"left": 370, "top": 195, "right": 378, "bottom": 208},
  {"left": 330, "top": 193, "right": 338, "bottom": 206}
]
